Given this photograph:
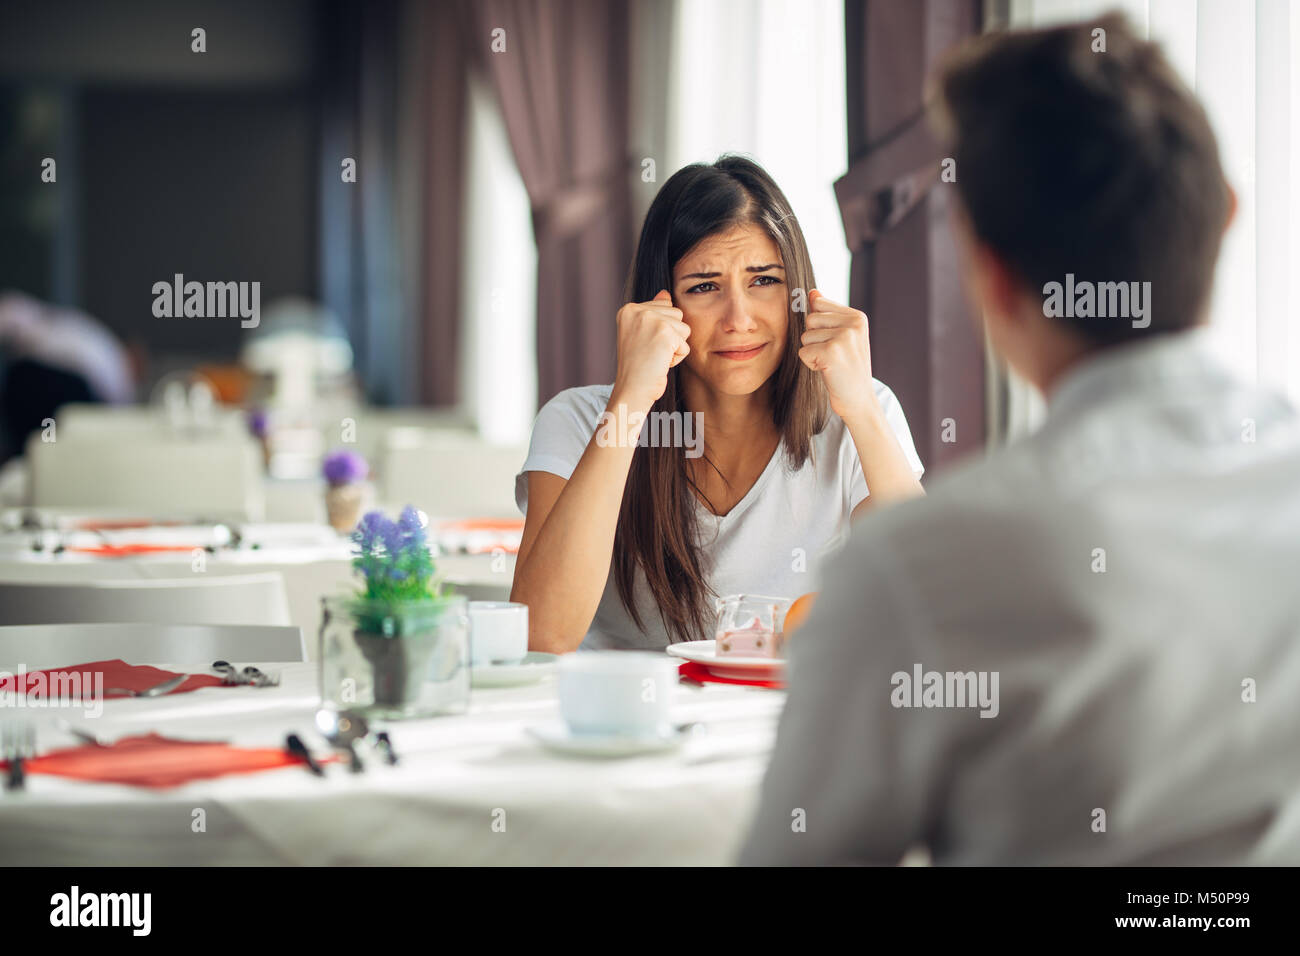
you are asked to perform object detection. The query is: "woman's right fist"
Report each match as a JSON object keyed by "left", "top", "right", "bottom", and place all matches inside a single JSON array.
[{"left": 612, "top": 289, "right": 691, "bottom": 409}]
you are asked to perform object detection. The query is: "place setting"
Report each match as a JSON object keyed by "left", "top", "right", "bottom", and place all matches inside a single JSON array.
[
  {"left": 0, "top": 658, "right": 306, "bottom": 791},
  {"left": 526, "top": 651, "right": 703, "bottom": 758}
]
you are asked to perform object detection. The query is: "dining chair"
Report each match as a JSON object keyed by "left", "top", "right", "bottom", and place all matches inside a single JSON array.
[
  {"left": 0, "top": 572, "right": 293, "bottom": 628},
  {"left": 341, "top": 407, "right": 475, "bottom": 466},
  {"left": 0, "top": 622, "right": 306, "bottom": 669},
  {"left": 25, "top": 431, "right": 265, "bottom": 521},
  {"left": 0, "top": 559, "right": 348, "bottom": 654},
  {"left": 381, "top": 432, "right": 528, "bottom": 518}
]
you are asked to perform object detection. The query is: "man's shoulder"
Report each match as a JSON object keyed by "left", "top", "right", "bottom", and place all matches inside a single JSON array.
[
  {"left": 837, "top": 439, "right": 1078, "bottom": 592},
  {"left": 861, "top": 440, "right": 1053, "bottom": 529}
]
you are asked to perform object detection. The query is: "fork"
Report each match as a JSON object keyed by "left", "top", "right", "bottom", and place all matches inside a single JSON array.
[
  {"left": 1, "top": 720, "right": 35, "bottom": 791},
  {"left": 102, "top": 674, "right": 188, "bottom": 698}
]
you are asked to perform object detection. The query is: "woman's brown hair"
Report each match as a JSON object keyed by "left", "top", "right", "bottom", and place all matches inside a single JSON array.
[{"left": 615, "top": 155, "right": 828, "bottom": 644}]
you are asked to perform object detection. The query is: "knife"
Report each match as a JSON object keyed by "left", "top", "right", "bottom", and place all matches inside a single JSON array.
[
  {"left": 5, "top": 752, "right": 24, "bottom": 791},
  {"left": 374, "top": 731, "right": 399, "bottom": 766},
  {"left": 286, "top": 733, "right": 325, "bottom": 776}
]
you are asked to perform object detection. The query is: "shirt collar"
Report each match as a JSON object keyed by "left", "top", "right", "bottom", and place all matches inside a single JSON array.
[{"left": 1045, "top": 326, "right": 1226, "bottom": 423}]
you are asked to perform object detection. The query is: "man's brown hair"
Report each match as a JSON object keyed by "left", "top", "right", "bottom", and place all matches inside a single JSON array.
[{"left": 934, "top": 13, "right": 1231, "bottom": 343}]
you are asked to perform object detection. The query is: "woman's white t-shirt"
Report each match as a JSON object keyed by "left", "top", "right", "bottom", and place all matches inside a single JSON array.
[{"left": 514, "top": 380, "right": 924, "bottom": 650}]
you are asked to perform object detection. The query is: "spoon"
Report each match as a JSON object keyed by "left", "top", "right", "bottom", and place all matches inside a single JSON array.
[
  {"left": 314, "top": 708, "right": 369, "bottom": 773},
  {"left": 240, "top": 665, "right": 279, "bottom": 687}
]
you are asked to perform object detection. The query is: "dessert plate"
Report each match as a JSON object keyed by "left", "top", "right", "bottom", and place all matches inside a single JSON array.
[{"left": 664, "top": 640, "right": 786, "bottom": 681}]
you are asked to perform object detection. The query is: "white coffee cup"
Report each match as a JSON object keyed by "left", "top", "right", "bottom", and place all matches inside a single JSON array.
[
  {"left": 556, "top": 652, "right": 679, "bottom": 738},
  {"left": 468, "top": 601, "right": 529, "bottom": 666}
]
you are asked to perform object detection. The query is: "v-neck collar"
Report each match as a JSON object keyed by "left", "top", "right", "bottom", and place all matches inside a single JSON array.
[{"left": 694, "top": 439, "right": 785, "bottom": 524}]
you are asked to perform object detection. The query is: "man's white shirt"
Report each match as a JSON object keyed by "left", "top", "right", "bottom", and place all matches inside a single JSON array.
[{"left": 741, "top": 328, "right": 1300, "bottom": 865}]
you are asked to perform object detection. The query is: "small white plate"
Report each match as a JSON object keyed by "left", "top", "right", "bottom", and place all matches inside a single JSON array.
[
  {"left": 526, "top": 722, "right": 688, "bottom": 758},
  {"left": 470, "top": 651, "right": 558, "bottom": 687},
  {"left": 664, "top": 640, "right": 785, "bottom": 681}
]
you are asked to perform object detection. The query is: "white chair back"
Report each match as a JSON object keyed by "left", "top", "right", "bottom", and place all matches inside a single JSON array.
[
  {"left": 338, "top": 408, "right": 474, "bottom": 465},
  {"left": 0, "top": 572, "right": 292, "bottom": 628},
  {"left": 26, "top": 433, "right": 265, "bottom": 521},
  {"left": 0, "top": 622, "right": 305, "bottom": 668},
  {"left": 381, "top": 433, "right": 526, "bottom": 518},
  {"left": 56, "top": 403, "right": 248, "bottom": 439}
]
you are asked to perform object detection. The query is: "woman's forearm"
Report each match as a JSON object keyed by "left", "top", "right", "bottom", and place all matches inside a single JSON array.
[
  {"left": 842, "top": 400, "right": 925, "bottom": 513},
  {"left": 510, "top": 389, "right": 650, "bottom": 652}
]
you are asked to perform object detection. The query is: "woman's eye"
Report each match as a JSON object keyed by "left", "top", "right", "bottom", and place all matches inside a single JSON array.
[{"left": 685, "top": 276, "right": 781, "bottom": 294}]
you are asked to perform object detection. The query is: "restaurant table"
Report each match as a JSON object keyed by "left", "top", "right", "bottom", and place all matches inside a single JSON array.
[{"left": 0, "top": 662, "right": 785, "bottom": 865}]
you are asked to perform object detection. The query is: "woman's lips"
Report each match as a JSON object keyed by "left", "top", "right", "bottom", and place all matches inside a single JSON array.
[{"left": 714, "top": 343, "right": 767, "bottom": 361}]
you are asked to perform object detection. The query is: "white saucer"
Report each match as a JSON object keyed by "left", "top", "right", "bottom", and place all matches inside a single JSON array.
[
  {"left": 526, "top": 722, "right": 687, "bottom": 758},
  {"left": 664, "top": 640, "right": 786, "bottom": 681},
  {"left": 470, "top": 651, "right": 558, "bottom": 687}
]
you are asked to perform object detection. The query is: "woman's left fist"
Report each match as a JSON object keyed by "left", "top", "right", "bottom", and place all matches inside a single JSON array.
[{"left": 798, "top": 289, "right": 877, "bottom": 422}]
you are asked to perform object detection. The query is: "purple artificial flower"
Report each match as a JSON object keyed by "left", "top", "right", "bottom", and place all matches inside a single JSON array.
[
  {"left": 323, "top": 449, "right": 369, "bottom": 486},
  {"left": 349, "top": 506, "right": 440, "bottom": 602},
  {"left": 398, "top": 505, "right": 423, "bottom": 534},
  {"left": 352, "top": 510, "right": 384, "bottom": 550},
  {"left": 247, "top": 408, "right": 270, "bottom": 438}
]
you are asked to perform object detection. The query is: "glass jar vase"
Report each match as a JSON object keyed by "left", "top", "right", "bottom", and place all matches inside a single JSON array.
[{"left": 319, "top": 593, "right": 470, "bottom": 719}]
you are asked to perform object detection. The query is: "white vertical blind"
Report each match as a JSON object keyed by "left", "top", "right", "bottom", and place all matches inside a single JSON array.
[
  {"left": 666, "top": 0, "right": 850, "bottom": 303},
  {"left": 459, "top": 70, "right": 538, "bottom": 445}
]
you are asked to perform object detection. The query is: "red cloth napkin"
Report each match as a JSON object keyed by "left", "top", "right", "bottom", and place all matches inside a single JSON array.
[
  {"left": 437, "top": 517, "right": 525, "bottom": 554},
  {"left": 0, "top": 659, "right": 224, "bottom": 700},
  {"left": 677, "top": 660, "right": 785, "bottom": 690},
  {"left": 438, "top": 518, "right": 525, "bottom": 532},
  {"left": 69, "top": 544, "right": 206, "bottom": 557},
  {"left": 74, "top": 519, "right": 170, "bottom": 531},
  {"left": 0, "top": 733, "right": 334, "bottom": 789}
]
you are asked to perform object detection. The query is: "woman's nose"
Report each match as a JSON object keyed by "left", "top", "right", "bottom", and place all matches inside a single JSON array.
[{"left": 719, "top": 289, "right": 759, "bottom": 332}]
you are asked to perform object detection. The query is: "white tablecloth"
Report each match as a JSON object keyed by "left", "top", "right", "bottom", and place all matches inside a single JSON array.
[{"left": 0, "top": 663, "right": 784, "bottom": 865}]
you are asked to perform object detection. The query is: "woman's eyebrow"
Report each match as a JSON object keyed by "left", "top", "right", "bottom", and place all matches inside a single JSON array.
[{"left": 677, "top": 263, "right": 785, "bottom": 280}]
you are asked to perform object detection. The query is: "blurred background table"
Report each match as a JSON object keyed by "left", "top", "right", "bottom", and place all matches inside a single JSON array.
[{"left": 0, "top": 517, "right": 517, "bottom": 650}]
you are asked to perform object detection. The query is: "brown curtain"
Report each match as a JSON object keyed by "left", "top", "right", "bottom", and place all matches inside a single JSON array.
[
  {"left": 837, "top": 0, "right": 984, "bottom": 472},
  {"left": 420, "top": 1, "right": 471, "bottom": 405},
  {"left": 462, "top": 0, "right": 635, "bottom": 404}
]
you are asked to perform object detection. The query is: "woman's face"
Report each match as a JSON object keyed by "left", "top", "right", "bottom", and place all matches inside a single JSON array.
[{"left": 671, "top": 223, "right": 789, "bottom": 397}]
